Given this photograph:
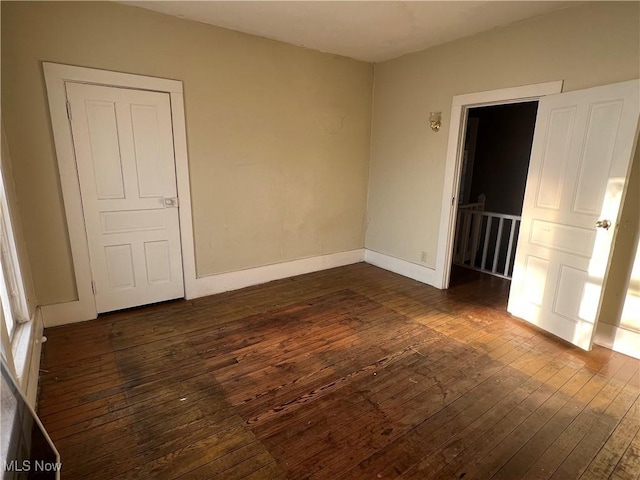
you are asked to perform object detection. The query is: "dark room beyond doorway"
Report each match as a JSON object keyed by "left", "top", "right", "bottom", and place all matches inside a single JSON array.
[{"left": 452, "top": 101, "right": 538, "bottom": 283}]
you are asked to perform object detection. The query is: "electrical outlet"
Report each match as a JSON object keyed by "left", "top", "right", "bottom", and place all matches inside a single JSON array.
[{"left": 420, "top": 251, "right": 427, "bottom": 263}]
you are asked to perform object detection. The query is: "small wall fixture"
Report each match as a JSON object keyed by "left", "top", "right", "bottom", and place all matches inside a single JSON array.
[{"left": 429, "top": 112, "right": 442, "bottom": 132}]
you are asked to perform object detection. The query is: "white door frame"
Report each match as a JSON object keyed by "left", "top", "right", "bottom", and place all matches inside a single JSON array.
[
  {"left": 42, "top": 62, "right": 197, "bottom": 327},
  {"left": 434, "top": 81, "right": 564, "bottom": 289}
]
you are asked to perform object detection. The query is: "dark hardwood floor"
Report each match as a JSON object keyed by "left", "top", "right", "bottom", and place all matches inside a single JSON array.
[{"left": 37, "top": 263, "right": 640, "bottom": 479}]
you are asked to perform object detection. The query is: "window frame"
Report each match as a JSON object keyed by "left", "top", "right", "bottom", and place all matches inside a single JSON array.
[{"left": 0, "top": 125, "right": 37, "bottom": 398}]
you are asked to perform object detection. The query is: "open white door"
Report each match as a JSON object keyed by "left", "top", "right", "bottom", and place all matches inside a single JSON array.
[
  {"left": 508, "top": 79, "right": 639, "bottom": 350},
  {"left": 66, "top": 83, "right": 184, "bottom": 314}
]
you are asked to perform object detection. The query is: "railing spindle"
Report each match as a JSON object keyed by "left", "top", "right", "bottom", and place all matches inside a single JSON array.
[
  {"left": 461, "top": 210, "right": 471, "bottom": 264},
  {"left": 470, "top": 211, "right": 481, "bottom": 268},
  {"left": 481, "top": 216, "right": 492, "bottom": 271},
  {"left": 492, "top": 217, "right": 504, "bottom": 273},
  {"left": 504, "top": 219, "right": 517, "bottom": 277}
]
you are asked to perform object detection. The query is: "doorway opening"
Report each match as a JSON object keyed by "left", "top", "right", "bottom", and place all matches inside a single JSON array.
[{"left": 450, "top": 101, "right": 538, "bottom": 286}]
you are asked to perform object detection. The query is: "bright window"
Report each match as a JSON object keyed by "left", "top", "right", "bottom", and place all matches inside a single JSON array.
[{"left": 0, "top": 134, "right": 32, "bottom": 385}]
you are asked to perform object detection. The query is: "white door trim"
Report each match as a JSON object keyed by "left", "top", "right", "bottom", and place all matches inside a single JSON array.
[
  {"left": 434, "top": 81, "right": 564, "bottom": 290},
  {"left": 42, "top": 62, "right": 196, "bottom": 327}
]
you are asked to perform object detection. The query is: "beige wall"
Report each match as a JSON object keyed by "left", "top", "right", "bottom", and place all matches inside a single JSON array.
[
  {"left": 1, "top": 2, "right": 373, "bottom": 305},
  {"left": 367, "top": 2, "right": 640, "bottom": 268}
]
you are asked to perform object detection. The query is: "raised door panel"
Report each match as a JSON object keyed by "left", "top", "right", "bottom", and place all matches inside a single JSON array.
[
  {"left": 572, "top": 101, "right": 624, "bottom": 215},
  {"left": 523, "top": 255, "right": 549, "bottom": 307},
  {"left": 553, "top": 265, "right": 590, "bottom": 322},
  {"left": 104, "top": 244, "right": 136, "bottom": 290},
  {"left": 534, "top": 107, "right": 575, "bottom": 211},
  {"left": 131, "top": 104, "right": 167, "bottom": 198},
  {"left": 100, "top": 209, "right": 166, "bottom": 234},
  {"left": 85, "top": 101, "right": 125, "bottom": 200},
  {"left": 529, "top": 220, "right": 595, "bottom": 257},
  {"left": 144, "top": 240, "right": 172, "bottom": 285}
]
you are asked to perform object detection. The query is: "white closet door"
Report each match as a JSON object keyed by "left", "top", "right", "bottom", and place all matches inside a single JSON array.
[{"left": 66, "top": 82, "right": 184, "bottom": 313}]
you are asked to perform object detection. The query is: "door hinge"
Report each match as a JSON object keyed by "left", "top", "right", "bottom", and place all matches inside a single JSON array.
[
  {"left": 451, "top": 196, "right": 455, "bottom": 206},
  {"left": 66, "top": 101, "right": 72, "bottom": 121},
  {"left": 91, "top": 281, "right": 96, "bottom": 295}
]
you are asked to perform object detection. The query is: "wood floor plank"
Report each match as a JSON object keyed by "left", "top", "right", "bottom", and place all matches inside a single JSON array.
[
  {"left": 36, "top": 264, "right": 640, "bottom": 480},
  {"left": 579, "top": 397, "right": 640, "bottom": 480},
  {"left": 550, "top": 366, "right": 640, "bottom": 480},
  {"left": 340, "top": 363, "right": 534, "bottom": 479},
  {"left": 477, "top": 358, "right": 639, "bottom": 480},
  {"left": 515, "top": 355, "right": 636, "bottom": 480},
  {"left": 306, "top": 343, "right": 568, "bottom": 480},
  {"left": 354, "top": 348, "right": 577, "bottom": 478},
  {"left": 610, "top": 428, "right": 640, "bottom": 480},
  {"left": 398, "top": 345, "right": 592, "bottom": 480}
]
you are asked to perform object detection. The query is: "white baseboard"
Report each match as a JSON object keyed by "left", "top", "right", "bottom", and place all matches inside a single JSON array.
[
  {"left": 593, "top": 322, "right": 640, "bottom": 359},
  {"left": 41, "top": 299, "right": 96, "bottom": 328},
  {"left": 364, "top": 249, "right": 440, "bottom": 288},
  {"left": 37, "top": 248, "right": 446, "bottom": 326},
  {"left": 195, "top": 249, "right": 365, "bottom": 298}
]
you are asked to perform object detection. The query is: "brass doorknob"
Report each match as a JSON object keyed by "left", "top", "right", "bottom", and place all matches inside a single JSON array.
[{"left": 596, "top": 219, "right": 611, "bottom": 230}]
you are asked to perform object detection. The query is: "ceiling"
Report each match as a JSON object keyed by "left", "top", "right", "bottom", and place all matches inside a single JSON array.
[{"left": 123, "top": 1, "right": 577, "bottom": 63}]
